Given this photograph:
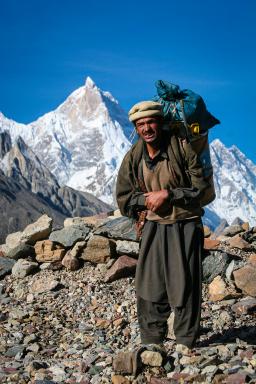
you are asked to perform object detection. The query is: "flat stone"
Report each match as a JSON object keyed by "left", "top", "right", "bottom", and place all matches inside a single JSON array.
[
  {"left": 231, "top": 298, "right": 256, "bottom": 314},
  {"left": 116, "top": 240, "right": 139, "bottom": 256},
  {"left": 233, "top": 264, "right": 256, "bottom": 297},
  {"left": 50, "top": 226, "right": 90, "bottom": 248},
  {"left": 112, "top": 375, "right": 131, "bottom": 384},
  {"left": 5, "top": 243, "right": 35, "bottom": 260},
  {"left": 104, "top": 255, "right": 137, "bottom": 283},
  {"left": 208, "top": 275, "right": 232, "bottom": 301},
  {"left": 22, "top": 214, "right": 53, "bottom": 244},
  {"left": 204, "top": 238, "right": 220, "bottom": 250},
  {"left": 81, "top": 235, "right": 116, "bottom": 264},
  {"left": 213, "top": 219, "right": 229, "bottom": 238},
  {"left": 5, "top": 231, "right": 24, "bottom": 249},
  {"left": 226, "top": 234, "right": 252, "bottom": 251},
  {"left": 141, "top": 350, "right": 163, "bottom": 367},
  {"left": 202, "top": 251, "right": 230, "bottom": 283},
  {"left": 12, "top": 259, "right": 38, "bottom": 278},
  {"left": 30, "top": 276, "right": 60, "bottom": 294},
  {"left": 95, "top": 216, "right": 137, "bottom": 241},
  {"left": 0, "top": 257, "right": 15, "bottom": 279},
  {"left": 222, "top": 225, "right": 244, "bottom": 237},
  {"left": 35, "top": 240, "right": 66, "bottom": 263},
  {"left": 6, "top": 345, "right": 25, "bottom": 358},
  {"left": 61, "top": 251, "right": 80, "bottom": 271}
]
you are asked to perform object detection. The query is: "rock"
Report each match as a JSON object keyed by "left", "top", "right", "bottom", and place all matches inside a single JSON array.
[
  {"left": 202, "top": 251, "right": 230, "bottom": 283},
  {"left": 222, "top": 225, "right": 244, "bottom": 237},
  {"left": 233, "top": 264, "right": 256, "bottom": 296},
  {"left": 249, "top": 253, "right": 256, "bottom": 265},
  {"left": 5, "top": 231, "right": 24, "bottom": 249},
  {"left": 225, "top": 373, "right": 249, "bottom": 384},
  {"left": 69, "top": 241, "right": 86, "bottom": 257},
  {"left": 226, "top": 234, "right": 252, "bottom": 251},
  {"left": 112, "top": 375, "right": 131, "bottom": 384},
  {"left": 104, "top": 256, "right": 137, "bottom": 283},
  {"left": 213, "top": 219, "right": 229, "bottom": 239},
  {"left": 231, "top": 217, "right": 245, "bottom": 226},
  {"left": 5, "top": 243, "right": 35, "bottom": 260},
  {"left": 64, "top": 215, "right": 110, "bottom": 229},
  {"left": 204, "top": 238, "right": 220, "bottom": 250},
  {"left": 113, "top": 352, "right": 134, "bottom": 375},
  {"left": 231, "top": 298, "right": 256, "bottom": 314},
  {"left": 95, "top": 216, "right": 137, "bottom": 241},
  {"left": 49, "top": 226, "right": 90, "bottom": 248},
  {"left": 150, "top": 379, "right": 173, "bottom": 384},
  {"left": 0, "top": 256, "right": 15, "bottom": 279},
  {"left": 12, "top": 259, "right": 38, "bottom": 278},
  {"left": 208, "top": 276, "right": 232, "bottom": 301},
  {"left": 30, "top": 276, "right": 61, "bottom": 294},
  {"left": 22, "top": 214, "right": 53, "bottom": 244},
  {"left": 35, "top": 240, "right": 66, "bottom": 263},
  {"left": 5, "top": 345, "right": 25, "bottom": 358},
  {"left": 116, "top": 240, "right": 139, "bottom": 256},
  {"left": 241, "top": 222, "right": 250, "bottom": 231},
  {"left": 81, "top": 235, "right": 116, "bottom": 264},
  {"left": 141, "top": 351, "right": 163, "bottom": 367},
  {"left": 61, "top": 251, "right": 80, "bottom": 271}
]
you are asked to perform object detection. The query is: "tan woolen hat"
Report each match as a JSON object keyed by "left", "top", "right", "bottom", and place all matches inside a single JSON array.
[{"left": 128, "top": 101, "right": 164, "bottom": 123}]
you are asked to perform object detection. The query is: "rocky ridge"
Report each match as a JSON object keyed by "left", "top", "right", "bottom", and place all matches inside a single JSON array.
[
  {"left": 0, "top": 131, "right": 112, "bottom": 243},
  {"left": 1, "top": 213, "right": 256, "bottom": 383}
]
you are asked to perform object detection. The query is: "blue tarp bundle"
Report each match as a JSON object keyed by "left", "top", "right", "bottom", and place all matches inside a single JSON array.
[{"left": 154, "top": 80, "right": 220, "bottom": 132}]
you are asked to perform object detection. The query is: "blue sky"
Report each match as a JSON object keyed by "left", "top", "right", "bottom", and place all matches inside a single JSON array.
[{"left": 1, "top": 0, "right": 256, "bottom": 162}]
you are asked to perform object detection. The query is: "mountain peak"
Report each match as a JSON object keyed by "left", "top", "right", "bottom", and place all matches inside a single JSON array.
[{"left": 85, "top": 76, "right": 96, "bottom": 88}]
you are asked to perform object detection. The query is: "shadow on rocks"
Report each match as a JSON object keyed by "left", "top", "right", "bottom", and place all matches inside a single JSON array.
[{"left": 197, "top": 325, "right": 256, "bottom": 347}]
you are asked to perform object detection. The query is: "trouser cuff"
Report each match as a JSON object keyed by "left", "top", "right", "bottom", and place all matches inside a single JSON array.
[{"left": 175, "top": 336, "right": 196, "bottom": 349}]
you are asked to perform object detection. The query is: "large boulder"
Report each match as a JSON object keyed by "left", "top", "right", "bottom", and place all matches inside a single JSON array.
[
  {"left": 0, "top": 257, "right": 15, "bottom": 279},
  {"left": 95, "top": 217, "right": 137, "bottom": 241},
  {"left": 49, "top": 226, "right": 90, "bottom": 248},
  {"left": 202, "top": 251, "right": 231, "bottom": 283},
  {"left": 116, "top": 240, "right": 139, "bottom": 256},
  {"left": 233, "top": 264, "right": 256, "bottom": 297},
  {"left": 35, "top": 240, "right": 65, "bottom": 263},
  {"left": 104, "top": 255, "right": 137, "bottom": 283},
  {"left": 21, "top": 215, "right": 53, "bottom": 244},
  {"left": 81, "top": 235, "right": 116, "bottom": 264},
  {"left": 12, "top": 259, "right": 38, "bottom": 278},
  {"left": 5, "top": 243, "right": 35, "bottom": 260}
]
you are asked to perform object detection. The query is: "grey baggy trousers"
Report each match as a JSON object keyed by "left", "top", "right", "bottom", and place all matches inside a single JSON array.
[{"left": 135, "top": 218, "right": 203, "bottom": 348}]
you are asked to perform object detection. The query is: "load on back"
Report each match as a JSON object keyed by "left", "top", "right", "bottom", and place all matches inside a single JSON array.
[{"left": 154, "top": 80, "right": 220, "bottom": 206}]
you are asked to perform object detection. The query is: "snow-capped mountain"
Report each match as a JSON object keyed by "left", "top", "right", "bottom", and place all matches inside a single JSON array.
[
  {"left": 0, "top": 77, "right": 133, "bottom": 204},
  {"left": 1, "top": 78, "right": 256, "bottom": 227},
  {"left": 208, "top": 139, "right": 256, "bottom": 226}
]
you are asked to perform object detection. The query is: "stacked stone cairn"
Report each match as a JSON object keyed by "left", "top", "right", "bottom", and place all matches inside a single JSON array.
[{"left": 0, "top": 213, "right": 256, "bottom": 383}]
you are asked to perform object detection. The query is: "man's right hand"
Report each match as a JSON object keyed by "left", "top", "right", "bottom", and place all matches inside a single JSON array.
[{"left": 144, "top": 189, "right": 169, "bottom": 212}]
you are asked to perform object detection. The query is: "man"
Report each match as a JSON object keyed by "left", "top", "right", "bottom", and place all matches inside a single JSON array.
[{"left": 116, "top": 101, "right": 209, "bottom": 352}]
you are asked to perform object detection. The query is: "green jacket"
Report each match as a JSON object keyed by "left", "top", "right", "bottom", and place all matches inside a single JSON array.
[{"left": 116, "top": 131, "right": 209, "bottom": 221}]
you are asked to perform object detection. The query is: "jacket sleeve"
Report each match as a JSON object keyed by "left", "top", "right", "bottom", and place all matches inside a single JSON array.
[
  {"left": 116, "top": 151, "right": 145, "bottom": 218},
  {"left": 169, "top": 140, "right": 209, "bottom": 207}
]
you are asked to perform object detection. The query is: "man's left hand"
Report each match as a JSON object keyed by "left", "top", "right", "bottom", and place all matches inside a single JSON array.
[{"left": 144, "top": 190, "right": 169, "bottom": 212}]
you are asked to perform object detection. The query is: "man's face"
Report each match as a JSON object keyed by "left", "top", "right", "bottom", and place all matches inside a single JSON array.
[{"left": 135, "top": 117, "right": 162, "bottom": 144}]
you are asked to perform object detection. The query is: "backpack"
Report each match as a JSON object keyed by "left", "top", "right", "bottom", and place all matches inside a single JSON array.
[{"left": 154, "top": 80, "right": 220, "bottom": 206}]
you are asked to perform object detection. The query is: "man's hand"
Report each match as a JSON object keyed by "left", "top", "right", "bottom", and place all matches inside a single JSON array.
[{"left": 144, "top": 189, "right": 169, "bottom": 212}]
